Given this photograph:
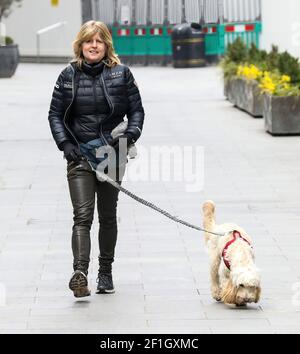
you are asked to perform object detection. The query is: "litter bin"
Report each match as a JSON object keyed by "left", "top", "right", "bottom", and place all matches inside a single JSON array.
[{"left": 171, "top": 22, "right": 206, "bottom": 68}]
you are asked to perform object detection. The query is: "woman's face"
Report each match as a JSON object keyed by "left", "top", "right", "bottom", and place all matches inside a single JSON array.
[{"left": 82, "top": 33, "right": 106, "bottom": 64}]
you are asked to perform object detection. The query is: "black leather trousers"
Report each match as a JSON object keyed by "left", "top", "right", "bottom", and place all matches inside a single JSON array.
[{"left": 67, "top": 159, "right": 125, "bottom": 275}]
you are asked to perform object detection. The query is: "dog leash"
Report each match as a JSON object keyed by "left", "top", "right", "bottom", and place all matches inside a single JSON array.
[{"left": 93, "top": 168, "right": 226, "bottom": 237}]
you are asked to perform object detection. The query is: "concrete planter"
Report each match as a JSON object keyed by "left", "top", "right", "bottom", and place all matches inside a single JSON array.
[
  {"left": 0, "top": 45, "right": 19, "bottom": 78},
  {"left": 224, "top": 79, "right": 231, "bottom": 100},
  {"left": 263, "top": 94, "right": 300, "bottom": 135},
  {"left": 225, "top": 78, "right": 263, "bottom": 118}
]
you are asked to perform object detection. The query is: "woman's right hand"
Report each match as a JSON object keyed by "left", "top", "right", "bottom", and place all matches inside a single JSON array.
[{"left": 62, "top": 141, "right": 82, "bottom": 163}]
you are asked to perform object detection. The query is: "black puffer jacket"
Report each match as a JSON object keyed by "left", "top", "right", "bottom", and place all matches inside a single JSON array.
[
  {"left": 68, "top": 61, "right": 110, "bottom": 143},
  {"left": 48, "top": 61, "right": 145, "bottom": 151}
]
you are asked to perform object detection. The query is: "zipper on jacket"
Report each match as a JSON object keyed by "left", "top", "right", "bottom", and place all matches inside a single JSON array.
[
  {"left": 93, "top": 76, "right": 107, "bottom": 144},
  {"left": 63, "top": 65, "right": 80, "bottom": 148},
  {"left": 94, "top": 76, "right": 108, "bottom": 145},
  {"left": 101, "top": 73, "right": 115, "bottom": 124},
  {"left": 100, "top": 124, "right": 108, "bottom": 145},
  {"left": 92, "top": 77, "right": 97, "bottom": 115},
  {"left": 100, "top": 73, "right": 115, "bottom": 145}
]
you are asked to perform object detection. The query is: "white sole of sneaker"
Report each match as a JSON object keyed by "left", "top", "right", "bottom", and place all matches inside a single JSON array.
[{"left": 96, "top": 288, "right": 115, "bottom": 294}]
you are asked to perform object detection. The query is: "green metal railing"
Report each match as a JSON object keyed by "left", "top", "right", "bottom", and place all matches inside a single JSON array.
[
  {"left": 112, "top": 26, "right": 173, "bottom": 60},
  {"left": 204, "top": 22, "right": 262, "bottom": 57},
  {"left": 111, "top": 21, "right": 262, "bottom": 63}
]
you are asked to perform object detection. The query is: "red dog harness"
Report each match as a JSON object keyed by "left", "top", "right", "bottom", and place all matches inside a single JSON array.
[{"left": 222, "top": 230, "right": 252, "bottom": 270}]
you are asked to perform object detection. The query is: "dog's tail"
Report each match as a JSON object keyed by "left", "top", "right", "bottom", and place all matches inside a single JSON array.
[{"left": 202, "top": 200, "right": 216, "bottom": 244}]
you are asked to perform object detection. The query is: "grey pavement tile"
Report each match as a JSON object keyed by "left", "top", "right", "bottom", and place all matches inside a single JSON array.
[
  {"left": 0, "top": 260, "right": 43, "bottom": 272},
  {"left": 209, "top": 319, "right": 273, "bottom": 334},
  {"left": 112, "top": 284, "right": 145, "bottom": 295},
  {"left": 25, "top": 320, "right": 99, "bottom": 331},
  {"left": 202, "top": 303, "right": 266, "bottom": 320},
  {"left": 6, "top": 286, "right": 37, "bottom": 298},
  {"left": 145, "top": 297, "right": 204, "bottom": 316},
  {"left": 142, "top": 277, "right": 196, "bottom": 292},
  {"left": 39, "top": 272, "right": 72, "bottom": 281},
  {"left": 143, "top": 273, "right": 196, "bottom": 285},
  {"left": 3, "top": 244, "right": 49, "bottom": 253},
  {"left": 139, "top": 250, "right": 187, "bottom": 257},
  {"left": 143, "top": 286, "right": 199, "bottom": 297},
  {"left": 32, "top": 299, "right": 146, "bottom": 317},
  {"left": 42, "top": 253, "right": 71, "bottom": 262},
  {"left": 145, "top": 312, "right": 206, "bottom": 321},
  {"left": 29, "top": 306, "right": 92, "bottom": 317},
  {"left": 127, "top": 256, "right": 185, "bottom": 264},
  {"left": 7, "top": 329, "right": 74, "bottom": 334},
  {"left": 27, "top": 318, "right": 148, "bottom": 332},
  {"left": 35, "top": 289, "right": 71, "bottom": 297},
  {"left": 272, "top": 326, "right": 300, "bottom": 334},
  {"left": 113, "top": 274, "right": 143, "bottom": 286},
  {"left": 266, "top": 313, "right": 300, "bottom": 327},
  {"left": 138, "top": 233, "right": 184, "bottom": 241},
  {"left": 23, "top": 328, "right": 147, "bottom": 334},
  {"left": 0, "top": 275, "right": 41, "bottom": 287},
  {"left": 0, "top": 322, "right": 28, "bottom": 331},
  {"left": 0, "top": 329, "right": 33, "bottom": 334},
  {"left": 5, "top": 296, "right": 36, "bottom": 307},
  {"left": 115, "top": 250, "right": 141, "bottom": 258},
  {"left": 86, "top": 328, "right": 152, "bottom": 334},
  {"left": 147, "top": 320, "right": 212, "bottom": 334},
  {"left": 0, "top": 307, "right": 31, "bottom": 318},
  {"left": 254, "top": 246, "right": 285, "bottom": 256},
  {"left": 141, "top": 267, "right": 194, "bottom": 278}
]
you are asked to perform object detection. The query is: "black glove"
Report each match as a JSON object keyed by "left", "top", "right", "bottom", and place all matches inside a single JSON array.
[
  {"left": 61, "top": 141, "right": 82, "bottom": 163},
  {"left": 109, "top": 133, "right": 134, "bottom": 151}
]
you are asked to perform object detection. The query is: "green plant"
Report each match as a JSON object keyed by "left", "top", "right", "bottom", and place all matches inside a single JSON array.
[
  {"left": 225, "top": 37, "right": 248, "bottom": 64},
  {"left": 5, "top": 35, "right": 13, "bottom": 44},
  {"left": 247, "top": 43, "right": 267, "bottom": 67},
  {"left": 221, "top": 37, "right": 300, "bottom": 96},
  {"left": 277, "top": 51, "right": 300, "bottom": 84},
  {"left": 265, "top": 45, "right": 280, "bottom": 72},
  {"left": 220, "top": 38, "right": 250, "bottom": 81},
  {"left": 220, "top": 59, "right": 238, "bottom": 81}
]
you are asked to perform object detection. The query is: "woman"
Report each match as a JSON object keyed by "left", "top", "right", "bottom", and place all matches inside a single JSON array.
[{"left": 48, "top": 21, "right": 145, "bottom": 298}]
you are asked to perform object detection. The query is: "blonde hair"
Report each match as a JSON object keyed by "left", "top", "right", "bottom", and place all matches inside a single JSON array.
[{"left": 72, "top": 20, "right": 121, "bottom": 68}]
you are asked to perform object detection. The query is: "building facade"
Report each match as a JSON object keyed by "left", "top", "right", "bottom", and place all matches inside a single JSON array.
[
  {"left": 5, "top": 0, "right": 298, "bottom": 62},
  {"left": 3, "top": 0, "right": 82, "bottom": 58},
  {"left": 260, "top": 0, "right": 300, "bottom": 58}
]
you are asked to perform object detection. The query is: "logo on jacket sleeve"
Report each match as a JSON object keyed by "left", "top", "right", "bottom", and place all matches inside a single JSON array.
[
  {"left": 63, "top": 82, "right": 72, "bottom": 89},
  {"left": 109, "top": 71, "right": 123, "bottom": 79}
]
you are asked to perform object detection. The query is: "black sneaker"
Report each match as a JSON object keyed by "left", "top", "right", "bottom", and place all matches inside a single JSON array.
[
  {"left": 96, "top": 273, "right": 115, "bottom": 294},
  {"left": 69, "top": 270, "right": 91, "bottom": 298}
]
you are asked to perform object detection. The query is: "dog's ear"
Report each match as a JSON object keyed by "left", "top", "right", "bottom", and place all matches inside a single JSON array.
[
  {"left": 255, "top": 286, "right": 261, "bottom": 303},
  {"left": 221, "top": 279, "right": 238, "bottom": 304}
]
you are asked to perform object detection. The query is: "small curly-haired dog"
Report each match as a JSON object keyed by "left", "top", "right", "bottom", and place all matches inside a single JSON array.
[{"left": 202, "top": 200, "right": 261, "bottom": 306}]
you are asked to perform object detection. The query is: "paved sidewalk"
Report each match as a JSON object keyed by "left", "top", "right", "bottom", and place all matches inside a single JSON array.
[{"left": 0, "top": 63, "right": 300, "bottom": 334}]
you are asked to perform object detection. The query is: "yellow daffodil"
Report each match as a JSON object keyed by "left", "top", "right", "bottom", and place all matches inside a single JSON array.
[
  {"left": 233, "top": 63, "right": 299, "bottom": 96},
  {"left": 236, "top": 64, "right": 263, "bottom": 80},
  {"left": 281, "top": 75, "right": 291, "bottom": 83}
]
